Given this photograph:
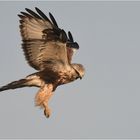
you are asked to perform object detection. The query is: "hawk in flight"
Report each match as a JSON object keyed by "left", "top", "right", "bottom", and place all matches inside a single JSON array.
[{"left": 0, "top": 7, "right": 85, "bottom": 118}]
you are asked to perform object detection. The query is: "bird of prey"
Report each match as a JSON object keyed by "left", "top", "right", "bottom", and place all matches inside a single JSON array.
[{"left": 0, "top": 7, "right": 85, "bottom": 118}]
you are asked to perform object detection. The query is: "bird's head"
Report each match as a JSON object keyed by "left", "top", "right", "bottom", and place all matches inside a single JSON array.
[{"left": 72, "top": 64, "right": 85, "bottom": 79}]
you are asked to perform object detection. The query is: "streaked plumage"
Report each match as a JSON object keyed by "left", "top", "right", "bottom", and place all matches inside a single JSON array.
[{"left": 0, "top": 7, "right": 85, "bottom": 118}]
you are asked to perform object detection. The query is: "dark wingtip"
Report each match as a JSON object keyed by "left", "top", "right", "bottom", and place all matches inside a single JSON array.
[
  {"left": 25, "top": 8, "right": 28, "bottom": 11},
  {"left": 35, "top": 7, "right": 40, "bottom": 11},
  {"left": 35, "top": 7, "right": 51, "bottom": 22},
  {"left": 68, "top": 31, "right": 74, "bottom": 42},
  {"left": 25, "top": 8, "right": 30, "bottom": 13},
  {"left": 25, "top": 8, "right": 42, "bottom": 19},
  {"left": 20, "top": 11, "right": 33, "bottom": 18},
  {"left": 18, "top": 14, "right": 24, "bottom": 18},
  {"left": 74, "top": 42, "right": 79, "bottom": 49},
  {"left": 49, "top": 12, "right": 58, "bottom": 27}
]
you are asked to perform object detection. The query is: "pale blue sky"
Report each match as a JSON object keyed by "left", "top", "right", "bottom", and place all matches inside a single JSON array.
[{"left": 0, "top": 1, "right": 140, "bottom": 139}]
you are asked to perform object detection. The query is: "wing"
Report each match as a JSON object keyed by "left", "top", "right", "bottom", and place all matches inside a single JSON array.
[
  {"left": 18, "top": 7, "right": 69, "bottom": 71},
  {"left": 67, "top": 31, "right": 79, "bottom": 62},
  {"left": 18, "top": 7, "right": 67, "bottom": 42},
  {"left": 23, "top": 40, "right": 68, "bottom": 71},
  {"left": 18, "top": 7, "right": 80, "bottom": 71}
]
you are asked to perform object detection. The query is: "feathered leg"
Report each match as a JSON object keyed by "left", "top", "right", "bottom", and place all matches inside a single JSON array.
[{"left": 35, "top": 84, "right": 53, "bottom": 118}]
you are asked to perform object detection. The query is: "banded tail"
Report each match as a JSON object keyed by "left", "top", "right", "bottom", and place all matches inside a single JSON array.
[
  {"left": 0, "top": 74, "right": 43, "bottom": 92},
  {"left": 0, "top": 79, "right": 33, "bottom": 92}
]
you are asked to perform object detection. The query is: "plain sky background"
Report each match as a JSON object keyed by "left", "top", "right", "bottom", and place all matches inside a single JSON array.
[{"left": 0, "top": 1, "right": 140, "bottom": 139}]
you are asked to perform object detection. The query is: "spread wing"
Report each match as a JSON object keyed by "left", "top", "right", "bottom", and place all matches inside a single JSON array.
[
  {"left": 67, "top": 31, "right": 79, "bottom": 62},
  {"left": 18, "top": 7, "right": 79, "bottom": 71},
  {"left": 22, "top": 40, "right": 68, "bottom": 71}
]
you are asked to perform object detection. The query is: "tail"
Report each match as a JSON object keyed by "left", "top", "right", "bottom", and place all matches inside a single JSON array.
[
  {"left": 0, "top": 79, "right": 32, "bottom": 92},
  {"left": 0, "top": 73, "right": 44, "bottom": 92}
]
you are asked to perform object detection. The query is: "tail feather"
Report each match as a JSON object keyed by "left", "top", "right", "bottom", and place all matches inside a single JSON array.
[
  {"left": 0, "top": 73, "right": 44, "bottom": 92},
  {"left": 0, "top": 79, "right": 31, "bottom": 92}
]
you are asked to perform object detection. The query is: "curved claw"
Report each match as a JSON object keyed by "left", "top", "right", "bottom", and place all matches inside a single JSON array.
[{"left": 44, "top": 108, "right": 51, "bottom": 118}]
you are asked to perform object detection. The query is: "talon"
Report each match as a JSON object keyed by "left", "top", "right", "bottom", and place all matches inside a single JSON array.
[{"left": 44, "top": 108, "right": 51, "bottom": 118}]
